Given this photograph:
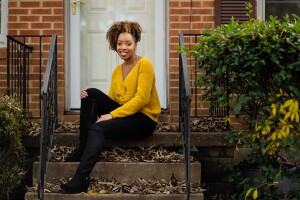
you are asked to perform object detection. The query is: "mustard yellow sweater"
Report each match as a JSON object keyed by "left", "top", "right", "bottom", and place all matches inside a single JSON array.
[{"left": 108, "top": 57, "right": 161, "bottom": 122}]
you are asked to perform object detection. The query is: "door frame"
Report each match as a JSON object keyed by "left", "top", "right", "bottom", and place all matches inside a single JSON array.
[
  {"left": 256, "top": 0, "right": 265, "bottom": 21},
  {"left": 0, "top": 0, "right": 8, "bottom": 47},
  {"left": 65, "top": 0, "right": 167, "bottom": 110}
]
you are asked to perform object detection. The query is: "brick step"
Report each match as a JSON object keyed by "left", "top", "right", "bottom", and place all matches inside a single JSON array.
[
  {"left": 23, "top": 131, "right": 229, "bottom": 148},
  {"left": 32, "top": 162, "right": 201, "bottom": 184},
  {"left": 25, "top": 192, "right": 204, "bottom": 200}
]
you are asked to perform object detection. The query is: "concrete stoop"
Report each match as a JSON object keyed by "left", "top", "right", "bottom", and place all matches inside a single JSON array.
[
  {"left": 25, "top": 192, "right": 204, "bottom": 200},
  {"left": 25, "top": 161, "right": 204, "bottom": 200},
  {"left": 32, "top": 162, "right": 202, "bottom": 184},
  {"left": 24, "top": 130, "right": 214, "bottom": 200}
]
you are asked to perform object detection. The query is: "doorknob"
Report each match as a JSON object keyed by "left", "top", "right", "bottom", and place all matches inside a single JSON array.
[{"left": 72, "top": 0, "right": 86, "bottom": 15}]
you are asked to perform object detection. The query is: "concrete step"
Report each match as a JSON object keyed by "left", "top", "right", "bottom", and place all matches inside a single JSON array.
[
  {"left": 23, "top": 131, "right": 229, "bottom": 148},
  {"left": 32, "top": 161, "right": 201, "bottom": 184},
  {"left": 25, "top": 192, "right": 204, "bottom": 200}
]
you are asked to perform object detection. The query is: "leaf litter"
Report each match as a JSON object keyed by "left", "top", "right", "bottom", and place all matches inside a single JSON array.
[{"left": 25, "top": 118, "right": 226, "bottom": 195}]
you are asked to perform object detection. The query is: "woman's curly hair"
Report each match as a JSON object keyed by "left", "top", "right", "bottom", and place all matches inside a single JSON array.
[{"left": 106, "top": 21, "right": 142, "bottom": 51}]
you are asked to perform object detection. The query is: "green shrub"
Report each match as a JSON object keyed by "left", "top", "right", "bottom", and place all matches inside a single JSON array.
[
  {"left": 0, "top": 95, "right": 27, "bottom": 200},
  {"left": 185, "top": 12, "right": 300, "bottom": 200}
]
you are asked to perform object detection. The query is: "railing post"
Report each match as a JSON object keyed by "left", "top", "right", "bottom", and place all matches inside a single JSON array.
[
  {"left": 6, "top": 36, "right": 11, "bottom": 96},
  {"left": 38, "top": 34, "right": 58, "bottom": 200},
  {"left": 22, "top": 45, "right": 27, "bottom": 110},
  {"left": 179, "top": 33, "right": 191, "bottom": 200}
]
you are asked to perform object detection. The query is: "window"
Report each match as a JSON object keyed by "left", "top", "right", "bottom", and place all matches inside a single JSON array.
[
  {"left": 0, "top": 0, "right": 8, "bottom": 47},
  {"left": 257, "top": 0, "right": 300, "bottom": 21}
]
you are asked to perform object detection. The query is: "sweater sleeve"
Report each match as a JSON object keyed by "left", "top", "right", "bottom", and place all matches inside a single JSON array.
[{"left": 110, "top": 60, "right": 154, "bottom": 118}]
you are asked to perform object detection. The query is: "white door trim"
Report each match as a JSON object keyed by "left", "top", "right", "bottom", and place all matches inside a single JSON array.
[
  {"left": 256, "top": 0, "right": 265, "bottom": 21},
  {"left": 154, "top": 0, "right": 166, "bottom": 108},
  {"left": 68, "top": 0, "right": 167, "bottom": 109},
  {"left": 69, "top": 1, "right": 81, "bottom": 109},
  {"left": 0, "top": 0, "right": 8, "bottom": 47}
]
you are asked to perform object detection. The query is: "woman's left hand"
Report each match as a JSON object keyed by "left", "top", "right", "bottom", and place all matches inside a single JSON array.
[{"left": 97, "top": 114, "right": 113, "bottom": 122}]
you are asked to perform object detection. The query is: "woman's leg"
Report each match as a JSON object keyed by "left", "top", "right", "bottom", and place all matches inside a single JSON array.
[
  {"left": 61, "top": 113, "right": 156, "bottom": 193},
  {"left": 66, "top": 88, "right": 119, "bottom": 162},
  {"left": 76, "top": 112, "right": 156, "bottom": 176},
  {"left": 79, "top": 88, "right": 119, "bottom": 150}
]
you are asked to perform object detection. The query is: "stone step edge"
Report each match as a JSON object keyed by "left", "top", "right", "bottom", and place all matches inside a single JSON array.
[
  {"left": 25, "top": 192, "right": 204, "bottom": 200},
  {"left": 23, "top": 131, "right": 230, "bottom": 148},
  {"left": 32, "top": 162, "right": 201, "bottom": 185}
]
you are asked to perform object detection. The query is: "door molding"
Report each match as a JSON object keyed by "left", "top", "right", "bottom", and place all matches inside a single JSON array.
[
  {"left": 66, "top": 0, "right": 167, "bottom": 109},
  {"left": 0, "top": 0, "right": 8, "bottom": 47}
]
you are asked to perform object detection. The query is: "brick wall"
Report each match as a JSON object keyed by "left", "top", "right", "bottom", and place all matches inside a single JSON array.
[
  {"left": 1, "top": 0, "right": 65, "bottom": 119},
  {"left": 1, "top": 0, "right": 218, "bottom": 123},
  {"left": 168, "top": 0, "right": 215, "bottom": 122}
]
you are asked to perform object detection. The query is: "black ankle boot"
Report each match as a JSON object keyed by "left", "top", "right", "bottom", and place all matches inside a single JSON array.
[
  {"left": 60, "top": 176, "right": 90, "bottom": 193},
  {"left": 65, "top": 148, "right": 83, "bottom": 162}
]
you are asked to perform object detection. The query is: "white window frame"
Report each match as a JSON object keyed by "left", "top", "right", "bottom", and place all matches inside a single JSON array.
[
  {"left": 257, "top": 0, "right": 300, "bottom": 21},
  {"left": 256, "top": 0, "right": 266, "bottom": 21},
  {"left": 0, "top": 0, "right": 7, "bottom": 47}
]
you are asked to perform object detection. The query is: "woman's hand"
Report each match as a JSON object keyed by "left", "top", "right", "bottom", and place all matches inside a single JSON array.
[
  {"left": 97, "top": 114, "right": 113, "bottom": 122},
  {"left": 81, "top": 88, "right": 88, "bottom": 99}
]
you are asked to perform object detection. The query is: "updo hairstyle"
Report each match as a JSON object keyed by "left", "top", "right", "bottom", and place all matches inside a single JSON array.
[{"left": 106, "top": 21, "right": 142, "bottom": 51}]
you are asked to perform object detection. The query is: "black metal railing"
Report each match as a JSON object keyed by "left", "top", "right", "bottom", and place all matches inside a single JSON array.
[
  {"left": 180, "top": 33, "right": 229, "bottom": 118},
  {"left": 179, "top": 33, "right": 192, "bottom": 200},
  {"left": 7, "top": 35, "right": 53, "bottom": 118},
  {"left": 6, "top": 36, "right": 33, "bottom": 113},
  {"left": 38, "top": 35, "right": 58, "bottom": 200}
]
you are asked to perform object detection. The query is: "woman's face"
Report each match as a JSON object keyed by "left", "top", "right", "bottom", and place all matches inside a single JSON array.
[{"left": 116, "top": 32, "right": 137, "bottom": 61}]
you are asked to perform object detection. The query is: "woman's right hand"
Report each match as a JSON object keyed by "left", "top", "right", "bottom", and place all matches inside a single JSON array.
[{"left": 81, "top": 88, "right": 88, "bottom": 99}]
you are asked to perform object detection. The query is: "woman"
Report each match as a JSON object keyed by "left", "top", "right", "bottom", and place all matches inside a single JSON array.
[{"left": 60, "top": 21, "right": 161, "bottom": 193}]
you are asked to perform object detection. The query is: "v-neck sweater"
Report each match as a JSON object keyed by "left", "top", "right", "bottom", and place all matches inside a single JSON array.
[{"left": 108, "top": 57, "right": 161, "bottom": 122}]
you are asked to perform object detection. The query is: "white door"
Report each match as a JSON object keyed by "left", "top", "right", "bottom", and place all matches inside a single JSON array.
[{"left": 69, "top": 0, "right": 166, "bottom": 109}]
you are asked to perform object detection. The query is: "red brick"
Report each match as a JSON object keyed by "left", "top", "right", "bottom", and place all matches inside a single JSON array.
[
  {"left": 9, "top": 9, "right": 29, "bottom": 15},
  {"left": 8, "top": 23, "right": 30, "bottom": 29},
  {"left": 170, "top": 8, "right": 190, "bottom": 15},
  {"left": 53, "top": 8, "right": 64, "bottom": 15},
  {"left": 31, "top": 9, "right": 52, "bottom": 15},
  {"left": 202, "top": 15, "right": 215, "bottom": 21},
  {"left": 54, "top": 23, "right": 64, "bottom": 29},
  {"left": 42, "top": 16, "right": 64, "bottom": 22},
  {"left": 42, "top": 1, "right": 64, "bottom": 7},
  {"left": 20, "top": 1, "right": 41, "bottom": 7},
  {"left": 170, "top": 22, "right": 191, "bottom": 29},
  {"left": 192, "top": 8, "right": 213, "bottom": 15},
  {"left": 203, "top": 1, "right": 214, "bottom": 7},
  {"left": 42, "top": 30, "right": 64, "bottom": 36},
  {"left": 8, "top": 16, "right": 18, "bottom": 21},
  {"left": 31, "top": 23, "right": 52, "bottom": 29},
  {"left": 8, "top": 2, "right": 18, "bottom": 7},
  {"left": 19, "top": 16, "right": 40, "bottom": 22},
  {"left": 19, "top": 30, "right": 41, "bottom": 35},
  {"left": 169, "top": 1, "right": 180, "bottom": 7}
]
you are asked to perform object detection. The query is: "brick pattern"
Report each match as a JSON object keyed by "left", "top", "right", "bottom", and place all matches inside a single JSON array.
[
  {"left": 169, "top": 0, "right": 215, "bottom": 122},
  {"left": 1, "top": 0, "right": 218, "bottom": 123},
  {"left": 0, "top": 0, "right": 65, "bottom": 119}
]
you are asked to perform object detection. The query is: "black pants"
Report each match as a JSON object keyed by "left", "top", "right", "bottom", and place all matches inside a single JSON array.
[{"left": 75, "top": 88, "right": 157, "bottom": 177}]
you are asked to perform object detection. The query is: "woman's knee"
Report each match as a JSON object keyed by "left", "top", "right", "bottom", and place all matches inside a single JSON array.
[
  {"left": 81, "top": 88, "right": 102, "bottom": 105},
  {"left": 86, "top": 88, "right": 106, "bottom": 99}
]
